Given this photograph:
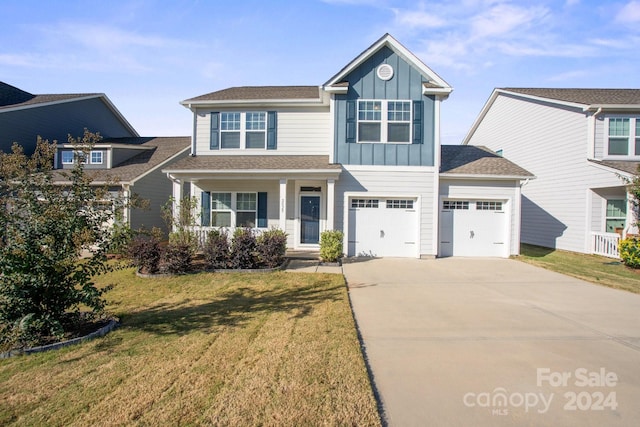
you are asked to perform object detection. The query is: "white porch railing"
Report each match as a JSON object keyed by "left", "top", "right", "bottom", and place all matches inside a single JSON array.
[{"left": 591, "top": 232, "right": 621, "bottom": 259}]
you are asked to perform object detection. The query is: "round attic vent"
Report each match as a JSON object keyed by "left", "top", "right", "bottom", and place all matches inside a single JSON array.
[{"left": 377, "top": 64, "right": 394, "bottom": 81}]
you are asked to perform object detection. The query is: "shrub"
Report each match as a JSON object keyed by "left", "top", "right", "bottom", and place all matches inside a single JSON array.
[
  {"left": 256, "top": 228, "right": 288, "bottom": 268},
  {"left": 619, "top": 237, "right": 640, "bottom": 268},
  {"left": 204, "top": 229, "right": 230, "bottom": 269},
  {"left": 128, "top": 233, "right": 162, "bottom": 273},
  {"left": 109, "top": 222, "right": 135, "bottom": 256},
  {"left": 229, "top": 228, "right": 258, "bottom": 269},
  {"left": 161, "top": 242, "right": 193, "bottom": 274},
  {"left": 320, "top": 230, "right": 344, "bottom": 262}
]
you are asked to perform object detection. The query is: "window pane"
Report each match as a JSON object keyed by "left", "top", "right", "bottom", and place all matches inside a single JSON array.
[
  {"left": 221, "top": 113, "right": 241, "bottom": 130},
  {"left": 388, "top": 123, "right": 410, "bottom": 142},
  {"left": 636, "top": 138, "right": 640, "bottom": 156},
  {"left": 237, "top": 193, "right": 256, "bottom": 211},
  {"left": 606, "top": 219, "right": 626, "bottom": 233},
  {"left": 62, "top": 151, "right": 74, "bottom": 163},
  {"left": 359, "top": 122, "right": 381, "bottom": 142},
  {"left": 212, "top": 211, "right": 231, "bottom": 227},
  {"left": 358, "top": 101, "right": 381, "bottom": 121},
  {"left": 212, "top": 193, "right": 231, "bottom": 210},
  {"left": 388, "top": 101, "right": 410, "bottom": 121},
  {"left": 237, "top": 212, "right": 256, "bottom": 228},
  {"left": 221, "top": 132, "right": 240, "bottom": 149},
  {"left": 91, "top": 151, "right": 103, "bottom": 163},
  {"left": 609, "top": 137, "right": 628, "bottom": 155},
  {"left": 609, "top": 118, "right": 630, "bottom": 136},
  {"left": 246, "top": 112, "right": 266, "bottom": 130},
  {"left": 606, "top": 200, "right": 626, "bottom": 217},
  {"left": 246, "top": 132, "right": 265, "bottom": 149}
]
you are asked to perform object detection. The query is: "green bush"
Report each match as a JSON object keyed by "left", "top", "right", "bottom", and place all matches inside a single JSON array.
[
  {"left": 619, "top": 237, "right": 640, "bottom": 268},
  {"left": 320, "top": 230, "right": 344, "bottom": 262},
  {"left": 203, "top": 229, "right": 230, "bottom": 269},
  {"left": 256, "top": 228, "right": 288, "bottom": 268}
]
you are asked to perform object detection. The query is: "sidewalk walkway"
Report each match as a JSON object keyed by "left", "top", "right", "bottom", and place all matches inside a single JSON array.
[{"left": 285, "top": 259, "right": 343, "bottom": 274}]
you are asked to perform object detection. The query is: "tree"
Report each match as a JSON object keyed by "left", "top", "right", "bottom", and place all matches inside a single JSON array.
[{"left": 0, "top": 130, "right": 119, "bottom": 348}]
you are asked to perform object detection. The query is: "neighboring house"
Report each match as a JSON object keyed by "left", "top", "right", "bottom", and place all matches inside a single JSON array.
[
  {"left": 0, "top": 81, "right": 138, "bottom": 153},
  {"left": 53, "top": 137, "right": 190, "bottom": 234},
  {"left": 463, "top": 88, "right": 640, "bottom": 258},
  {"left": 164, "top": 34, "right": 533, "bottom": 258}
]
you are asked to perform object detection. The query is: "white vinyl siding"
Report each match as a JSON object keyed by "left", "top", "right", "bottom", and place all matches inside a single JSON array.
[
  {"left": 467, "top": 94, "right": 628, "bottom": 253},
  {"left": 335, "top": 166, "right": 436, "bottom": 257},
  {"left": 194, "top": 107, "right": 330, "bottom": 155}
]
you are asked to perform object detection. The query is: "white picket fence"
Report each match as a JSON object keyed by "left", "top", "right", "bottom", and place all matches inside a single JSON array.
[{"left": 591, "top": 232, "right": 621, "bottom": 259}]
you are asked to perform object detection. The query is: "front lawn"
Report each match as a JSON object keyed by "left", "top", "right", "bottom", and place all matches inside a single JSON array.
[
  {"left": 0, "top": 269, "right": 381, "bottom": 426},
  {"left": 517, "top": 244, "right": 640, "bottom": 294}
]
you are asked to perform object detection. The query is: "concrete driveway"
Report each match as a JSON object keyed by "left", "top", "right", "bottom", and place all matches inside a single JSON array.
[{"left": 344, "top": 257, "right": 640, "bottom": 427}]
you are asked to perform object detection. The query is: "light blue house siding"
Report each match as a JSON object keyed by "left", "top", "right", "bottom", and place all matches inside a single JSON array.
[
  {"left": 0, "top": 97, "right": 136, "bottom": 154},
  {"left": 333, "top": 46, "right": 435, "bottom": 166}
]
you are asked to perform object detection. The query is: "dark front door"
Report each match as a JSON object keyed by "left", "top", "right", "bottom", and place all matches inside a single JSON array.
[{"left": 301, "top": 196, "right": 320, "bottom": 244}]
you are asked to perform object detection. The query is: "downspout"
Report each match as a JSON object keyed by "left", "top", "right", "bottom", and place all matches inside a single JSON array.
[
  {"left": 190, "top": 104, "right": 197, "bottom": 156},
  {"left": 586, "top": 107, "right": 602, "bottom": 160}
]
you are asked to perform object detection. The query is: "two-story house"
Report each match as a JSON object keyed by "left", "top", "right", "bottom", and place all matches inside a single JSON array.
[
  {"left": 0, "top": 82, "right": 138, "bottom": 154},
  {"left": 463, "top": 88, "right": 640, "bottom": 258},
  {"left": 165, "top": 34, "right": 533, "bottom": 258},
  {"left": 54, "top": 136, "right": 190, "bottom": 235}
]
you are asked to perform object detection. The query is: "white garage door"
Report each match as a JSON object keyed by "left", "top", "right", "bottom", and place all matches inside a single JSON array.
[
  {"left": 348, "top": 198, "right": 418, "bottom": 257},
  {"left": 439, "top": 200, "right": 507, "bottom": 257}
]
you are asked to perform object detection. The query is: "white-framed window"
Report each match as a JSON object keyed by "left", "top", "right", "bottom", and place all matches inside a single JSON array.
[
  {"left": 607, "top": 117, "right": 640, "bottom": 156},
  {"left": 443, "top": 200, "right": 469, "bottom": 210},
  {"left": 351, "top": 199, "right": 379, "bottom": 208},
  {"left": 477, "top": 201, "right": 503, "bottom": 211},
  {"left": 605, "top": 199, "right": 626, "bottom": 234},
  {"left": 357, "top": 100, "right": 411, "bottom": 143},
  {"left": 209, "top": 192, "right": 257, "bottom": 228},
  {"left": 220, "top": 112, "right": 266, "bottom": 149},
  {"left": 386, "top": 199, "right": 414, "bottom": 209},
  {"left": 90, "top": 151, "right": 103, "bottom": 164},
  {"left": 211, "top": 192, "right": 232, "bottom": 227},
  {"left": 61, "top": 150, "right": 74, "bottom": 164}
]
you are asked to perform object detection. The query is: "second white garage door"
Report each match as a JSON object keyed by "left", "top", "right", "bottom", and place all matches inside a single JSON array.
[
  {"left": 348, "top": 197, "right": 418, "bottom": 257},
  {"left": 439, "top": 199, "right": 508, "bottom": 257}
]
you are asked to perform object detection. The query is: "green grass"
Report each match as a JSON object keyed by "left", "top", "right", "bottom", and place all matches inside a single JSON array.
[
  {"left": 517, "top": 243, "right": 640, "bottom": 294},
  {"left": 0, "top": 269, "right": 381, "bottom": 426}
]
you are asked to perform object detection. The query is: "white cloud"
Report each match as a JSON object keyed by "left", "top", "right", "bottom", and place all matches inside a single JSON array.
[
  {"left": 391, "top": 8, "right": 447, "bottom": 29},
  {"left": 546, "top": 69, "right": 589, "bottom": 82},
  {"left": 470, "top": 3, "right": 549, "bottom": 39},
  {"left": 616, "top": 0, "right": 640, "bottom": 23}
]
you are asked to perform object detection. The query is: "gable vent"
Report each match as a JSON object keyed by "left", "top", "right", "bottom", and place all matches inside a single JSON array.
[{"left": 377, "top": 64, "right": 394, "bottom": 81}]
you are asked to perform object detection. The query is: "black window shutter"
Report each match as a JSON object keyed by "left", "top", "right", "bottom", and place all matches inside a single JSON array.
[
  {"left": 267, "top": 111, "right": 277, "bottom": 150},
  {"left": 257, "top": 192, "right": 268, "bottom": 227},
  {"left": 346, "top": 100, "right": 356, "bottom": 143},
  {"left": 210, "top": 112, "right": 220, "bottom": 150},
  {"left": 201, "top": 191, "right": 211, "bottom": 226},
  {"left": 412, "top": 100, "right": 423, "bottom": 144}
]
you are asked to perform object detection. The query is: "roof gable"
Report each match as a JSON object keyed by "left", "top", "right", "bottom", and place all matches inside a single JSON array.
[
  {"left": 441, "top": 145, "right": 533, "bottom": 178},
  {"left": 323, "top": 33, "right": 451, "bottom": 94}
]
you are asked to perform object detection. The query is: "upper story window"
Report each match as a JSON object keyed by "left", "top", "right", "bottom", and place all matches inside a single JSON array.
[
  {"left": 90, "top": 151, "right": 103, "bottom": 164},
  {"left": 220, "top": 112, "right": 266, "bottom": 149},
  {"left": 60, "top": 149, "right": 103, "bottom": 165},
  {"left": 357, "top": 100, "right": 411, "bottom": 143},
  {"left": 607, "top": 117, "right": 640, "bottom": 156},
  {"left": 211, "top": 111, "right": 276, "bottom": 150},
  {"left": 61, "top": 150, "right": 74, "bottom": 164}
]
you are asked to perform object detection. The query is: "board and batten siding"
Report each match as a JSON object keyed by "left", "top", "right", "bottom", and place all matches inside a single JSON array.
[
  {"left": 333, "top": 46, "right": 436, "bottom": 167},
  {"left": 334, "top": 166, "right": 436, "bottom": 256},
  {"left": 193, "top": 107, "right": 330, "bottom": 156},
  {"left": 0, "top": 97, "right": 135, "bottom": 155},
  {"left": 468, "top": 93, "right": 625, "bottom": 253},
  {"left": 439, "top": 179, "right": 520, "bottom": 256}
]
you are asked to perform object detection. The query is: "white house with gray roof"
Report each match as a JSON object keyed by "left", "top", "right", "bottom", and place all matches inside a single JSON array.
[
  {"left": 165, "top": 34, "right": 532, "bottom": 258},
  {"left": 463, "top": 88, "right": 640, "bottom": 258}
]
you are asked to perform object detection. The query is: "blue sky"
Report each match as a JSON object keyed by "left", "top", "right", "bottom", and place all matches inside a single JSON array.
[{"left": 1, "top": 0, "right": 639, "bottom": 145}]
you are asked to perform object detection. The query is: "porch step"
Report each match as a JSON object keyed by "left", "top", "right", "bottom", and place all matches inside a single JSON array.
[{"left": 286, "top": 250, "right": 320, "bottom": 260}]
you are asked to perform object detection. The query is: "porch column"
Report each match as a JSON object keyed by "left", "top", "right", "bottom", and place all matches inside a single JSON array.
[
  {"left": 171, "top": 177, "right": 183, "bottom": 229},
  {"left": 327, "top": 179, "right": 335, "bottom": 230},
  {"left": 279, "top": 178, "right": 287, "bottom": 230}
]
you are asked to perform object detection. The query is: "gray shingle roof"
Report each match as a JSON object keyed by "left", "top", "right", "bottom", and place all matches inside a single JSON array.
[
  {"left": 183, "top": 86, "right": 321, "bottom": 103},
  {"left": 164, "top": 155, "right": 341, "bottom": 172},
  {"left": 441, "top": 145, "right": 533, "bottom": 177},
  {"left": 589, "top": 159, "right": 640, "bottom": 175},
  {"left": 53, "top": 136, "right": 190, "bottom": 184},
  {"left": 0, "top": 81, "right": 100, "bottom": 110},
  {"left": 501, "top": 88, "right": 640, "bottom": 106}
]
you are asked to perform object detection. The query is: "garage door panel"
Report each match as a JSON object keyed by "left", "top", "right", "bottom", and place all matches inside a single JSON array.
[{"left": 350, "top": 197, "right": 418, "bottom": 257}]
